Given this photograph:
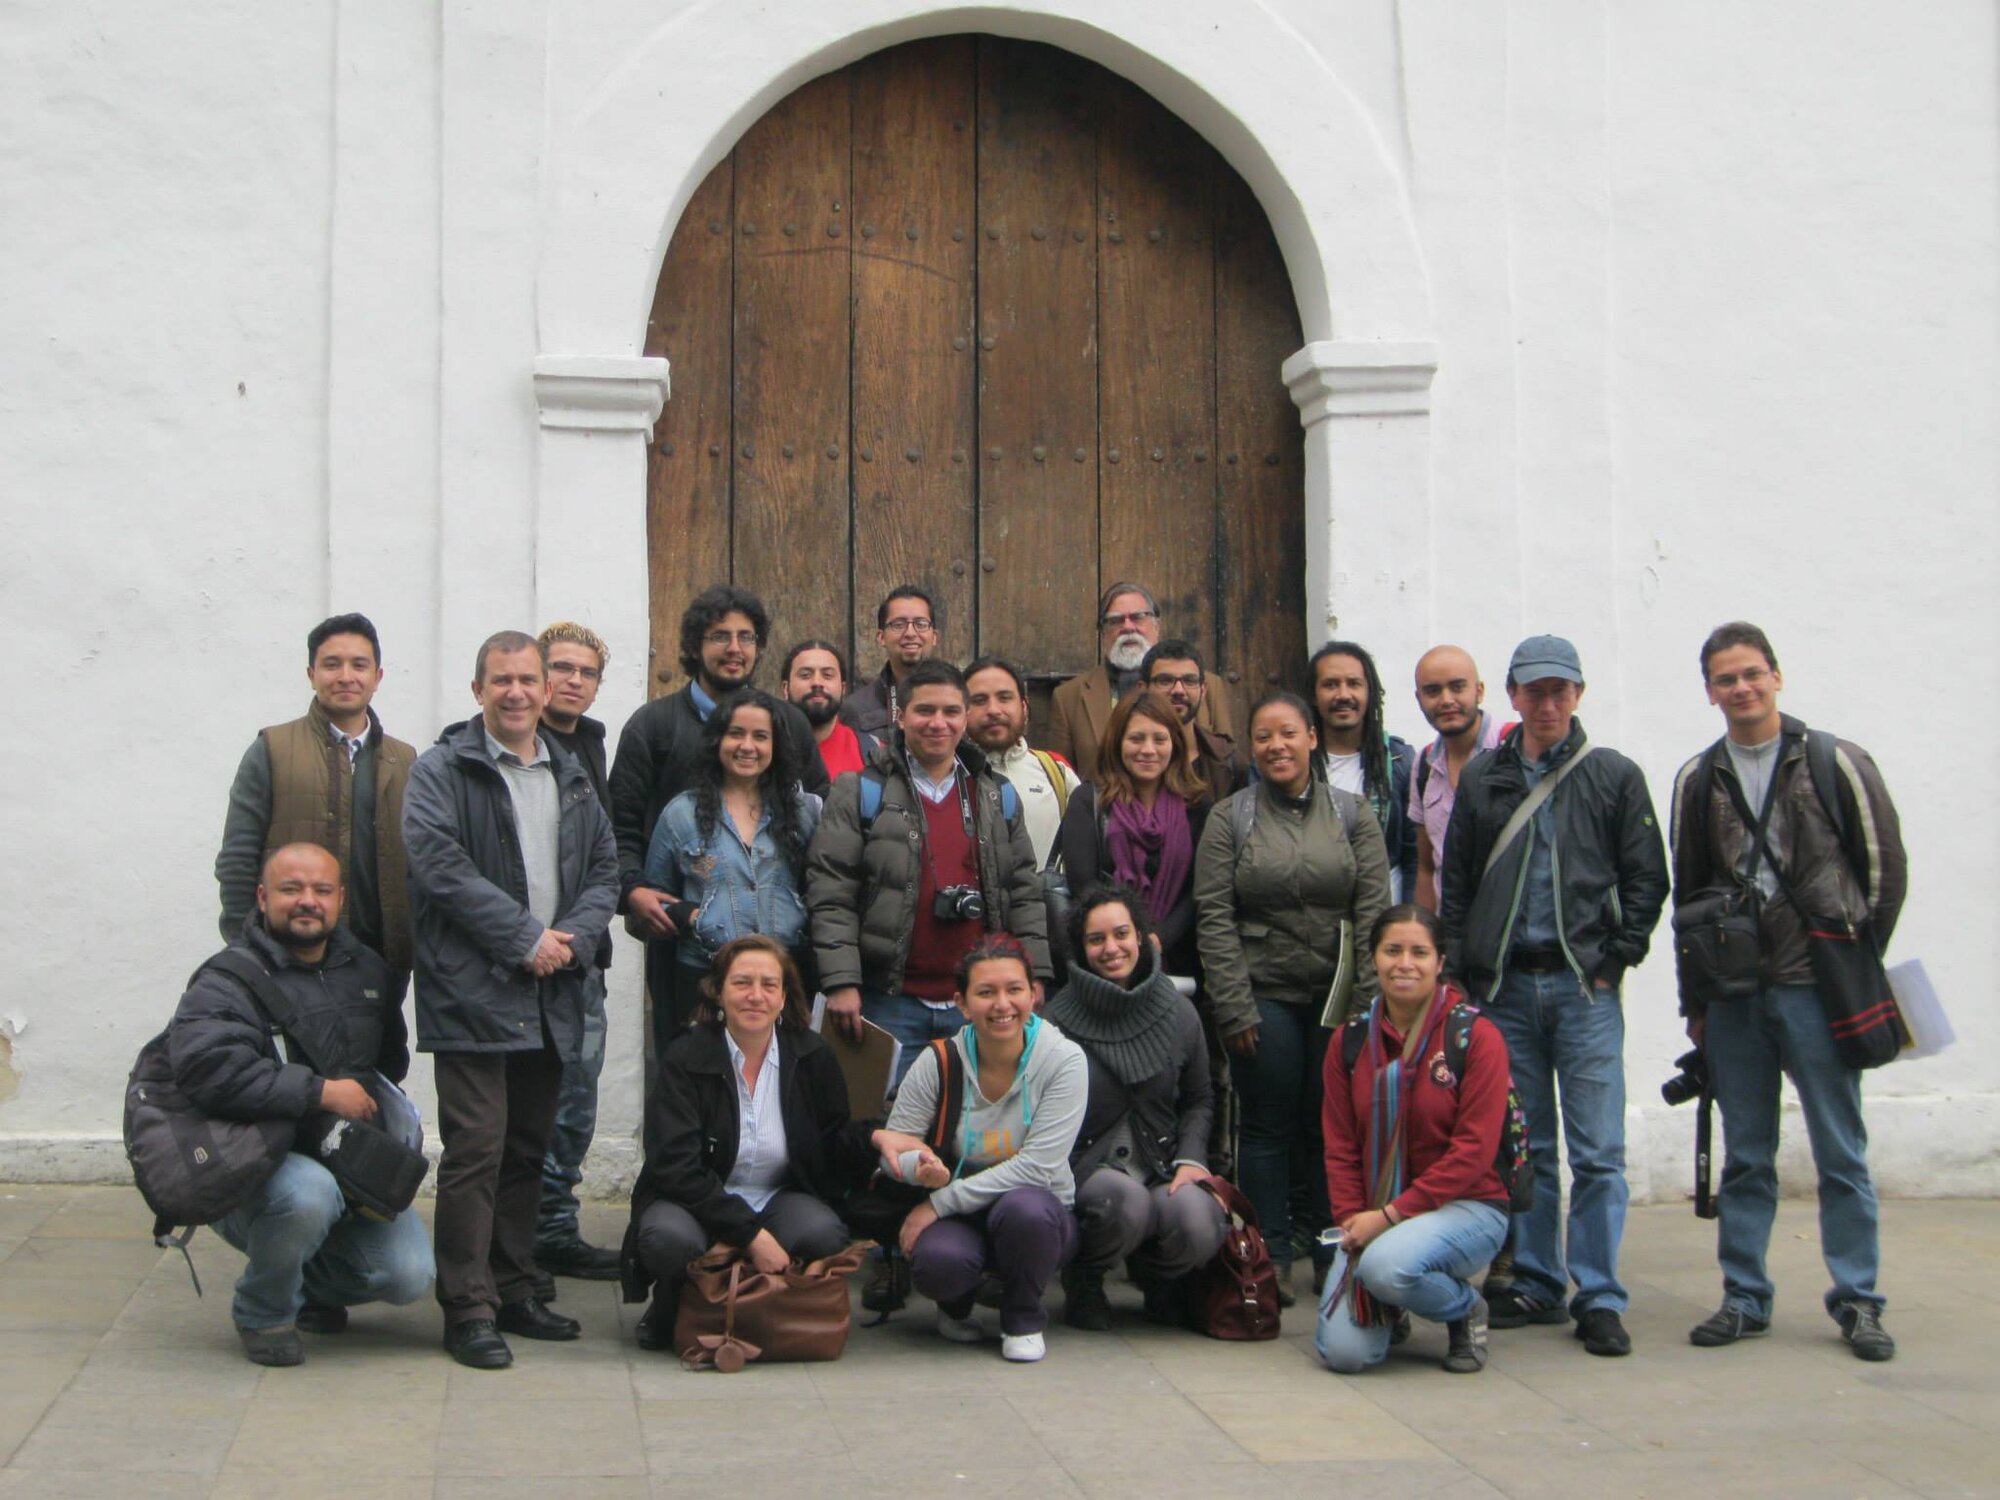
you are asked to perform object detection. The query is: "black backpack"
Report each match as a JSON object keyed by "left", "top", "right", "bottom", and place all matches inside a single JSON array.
[{"left": 1339, "top": 1001, "right": 1533, "bottom": 1214}]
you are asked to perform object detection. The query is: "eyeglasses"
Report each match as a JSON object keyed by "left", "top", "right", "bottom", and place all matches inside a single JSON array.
[
  {"left": 1102, "top": 609, "right": 1157, "bottom": 628},
  {"left": 1147, "top": 673, "right": 1201, "bottom": 690},
  {"left": 702, "top": 630, "right": 759, "bottom": 648},
  {"left": 882, "top": 618, "right": 934, "bottom": 635},
  {"left": 547, "top": 662, "right": 602, "bottom": 681}
]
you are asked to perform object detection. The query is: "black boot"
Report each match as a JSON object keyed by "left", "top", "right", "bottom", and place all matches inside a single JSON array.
[{"left": 1062, "top": 1265, "right": 1113, "bottom": 1331}]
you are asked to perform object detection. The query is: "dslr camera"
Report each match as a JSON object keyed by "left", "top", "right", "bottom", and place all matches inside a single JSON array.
[
  {"left": 1660, "top": 1049, "right": 1708, "bottom": 1108},
  {"left": 933, "top": 884, "right": 985, "bottom": 922}
]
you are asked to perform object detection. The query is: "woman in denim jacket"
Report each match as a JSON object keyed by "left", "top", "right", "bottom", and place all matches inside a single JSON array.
[{"left": 641, "top": 688, "right": 822, "bottom": 1036}]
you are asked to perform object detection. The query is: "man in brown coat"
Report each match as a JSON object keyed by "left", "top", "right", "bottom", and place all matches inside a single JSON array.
[
  {"left": 1044, "top": 583, "right": 1231, "bottom": 782},
  {"left": 215, "top": 612, "right": 415, "bottom": 997}
]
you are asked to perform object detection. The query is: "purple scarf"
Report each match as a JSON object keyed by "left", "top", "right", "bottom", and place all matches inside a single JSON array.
[{"left": 1105, "top": 793, "right": 1194, "bottom": 928}]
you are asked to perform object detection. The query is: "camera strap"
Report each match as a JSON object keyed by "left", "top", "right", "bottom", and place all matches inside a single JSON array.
[{"left": 1716, "top": 744, "right": 1787, "bottom": 901}]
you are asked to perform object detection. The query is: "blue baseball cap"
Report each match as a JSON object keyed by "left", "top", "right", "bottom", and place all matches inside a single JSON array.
[{"left": 1508, "top": 635, "right": 1584, "bottom": 685}]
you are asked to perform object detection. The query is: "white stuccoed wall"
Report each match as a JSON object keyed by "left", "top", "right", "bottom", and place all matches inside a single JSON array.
[{"left": 0, "top": 0, "right": 1991, "bottom": 1206}]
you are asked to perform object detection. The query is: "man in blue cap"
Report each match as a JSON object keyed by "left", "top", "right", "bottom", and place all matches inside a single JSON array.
[{"left": 1439, "top": 635, "right": 1668, "bottom": 1357}]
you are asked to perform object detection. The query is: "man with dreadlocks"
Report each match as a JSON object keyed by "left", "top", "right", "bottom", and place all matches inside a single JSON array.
[{"left": 1310, "top": 642, "right": 1418, "bottom": 903}]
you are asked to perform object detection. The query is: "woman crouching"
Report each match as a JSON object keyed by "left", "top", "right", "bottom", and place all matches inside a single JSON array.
[
  {"left": 1046, "top": 885, "right": 1226, "bottom": 1330},
  {"left": 870, "top": 934, "right": 1087, "bottom": 1363},
  {"left": 623, "top": 936, "right": 875, "bottom": 1349},
  {"left": 1318, "top": 904, "right": 1514, "bottom": 1374}
]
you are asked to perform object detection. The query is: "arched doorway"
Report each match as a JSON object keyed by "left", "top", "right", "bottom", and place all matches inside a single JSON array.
[{"left": 643, "top": 35, "right": 1305, "bottom": 732}]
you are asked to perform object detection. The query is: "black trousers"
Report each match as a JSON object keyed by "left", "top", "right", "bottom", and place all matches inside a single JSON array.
[{"left": 433, "top": 1046, "right": 563, "bottom": 1324}]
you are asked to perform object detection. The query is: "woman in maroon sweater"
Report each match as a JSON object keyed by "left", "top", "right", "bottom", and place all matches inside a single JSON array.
[{"left": 1318, "top": 903, "right": 1512, "bottom": 1374}]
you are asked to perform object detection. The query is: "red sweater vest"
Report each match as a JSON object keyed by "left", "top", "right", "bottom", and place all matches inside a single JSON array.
[{"left": 902, "top": 790, "right": 984, "bottom": 1002}]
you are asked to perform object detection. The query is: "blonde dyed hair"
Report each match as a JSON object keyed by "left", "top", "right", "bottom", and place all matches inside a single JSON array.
[{"left": 538, "top": 621, "right": 609, "bottom": 670}]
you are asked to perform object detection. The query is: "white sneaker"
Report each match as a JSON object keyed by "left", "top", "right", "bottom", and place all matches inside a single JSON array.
[
  {"left": 1000, "top": 1331, "right": 1046, "bottom": 1363},
  {"left": 938, "top": 1309, "right": 984, "bottom": 1344}
]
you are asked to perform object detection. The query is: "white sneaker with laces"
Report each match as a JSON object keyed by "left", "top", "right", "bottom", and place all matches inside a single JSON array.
[
  {"left": 1000, "top": 1331, "right": 1046, "bottom": 1363},
  {"left": 937, "top": 1309, "right": 984, "bottom": 1344}
]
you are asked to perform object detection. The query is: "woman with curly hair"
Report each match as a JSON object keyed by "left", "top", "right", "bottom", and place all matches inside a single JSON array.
[{"left": 641, "top": 687, "right": 822, "bottom": 1039}]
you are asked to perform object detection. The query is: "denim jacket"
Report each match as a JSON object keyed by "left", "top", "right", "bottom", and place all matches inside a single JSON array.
[{"left": 641, "top": 788, "right": 822, "bottom": 968}]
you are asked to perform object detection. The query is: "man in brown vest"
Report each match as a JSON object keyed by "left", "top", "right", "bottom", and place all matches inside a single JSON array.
[{"left": 215, "top": 613, "right": 415, "bottom": 997}]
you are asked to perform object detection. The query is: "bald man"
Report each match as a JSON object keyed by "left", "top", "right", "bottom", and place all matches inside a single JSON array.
[
  {"left": 1408, "top": 646, "right": 1509, "bottom": 910},
  {"left": 168, "top": 843, "right": 432, "bottom": 1366}
]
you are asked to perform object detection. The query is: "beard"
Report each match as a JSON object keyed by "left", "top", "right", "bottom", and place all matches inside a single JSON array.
[
  {"left": 1106, "top": 635, "right": 1150, "bottom": 672},
  {"left": 269, "top": 914, "right": 329, "bottom": 952},
  {"left": 797, "top": 693, "right": 838, "bottom": 728}
]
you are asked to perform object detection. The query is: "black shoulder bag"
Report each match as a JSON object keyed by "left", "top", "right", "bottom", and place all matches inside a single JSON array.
[{"left": 1671, "top": 743, "right": 1771, "bottom": 1012}]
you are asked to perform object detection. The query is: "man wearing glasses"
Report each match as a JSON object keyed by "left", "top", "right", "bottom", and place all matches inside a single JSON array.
[
  {"left": 840, "top": 585, "right": 943, "bottom": 739},
  {"left": 608, "top": 586, "right": 829, "bottom": 1073},
  {"left": 531, "top": 623, "right": 622, "bottom": 1288},
  {"left": 1046, "top": 583, "right": 1232, "bottom": 783},
  {"left": 1139, "top": 638, "right": 1241, "bottom": 802}
]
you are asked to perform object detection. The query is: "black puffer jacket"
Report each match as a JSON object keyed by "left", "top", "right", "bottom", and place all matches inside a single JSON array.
[
  {"left": 805, "top": 737, "right": 1052, "bottom": 989},
  {"left": 1439, "top": 719, "right": 1669, "bottom": 995},
  {"left": 620, "top": 1023, "right": 877, "bottom": 1300},
  {"left": 168, "top": 920, "right": 407, "bottom": 1123}
]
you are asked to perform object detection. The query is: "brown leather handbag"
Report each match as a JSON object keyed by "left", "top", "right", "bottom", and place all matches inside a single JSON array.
[
  {"left": 673, "top": 1243, "right": 870, "bottom": 1371},
  {"left": 1181, "top": 1177, "right": 1282, "bottom": 1341}
]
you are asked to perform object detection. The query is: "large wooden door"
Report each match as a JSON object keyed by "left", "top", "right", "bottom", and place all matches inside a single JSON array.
[{"left": 645, "top": 36, "right": 1305, "bottom": 732}]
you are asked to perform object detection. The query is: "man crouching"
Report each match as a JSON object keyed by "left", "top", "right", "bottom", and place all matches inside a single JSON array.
[{"left": 169, "top": 843, "right": 433, "bottom": 1366}]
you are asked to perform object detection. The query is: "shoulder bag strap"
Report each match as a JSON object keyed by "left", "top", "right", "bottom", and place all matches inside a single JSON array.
[{"left": 1481, "top": 740, "right": 1595, "bottom": 878}]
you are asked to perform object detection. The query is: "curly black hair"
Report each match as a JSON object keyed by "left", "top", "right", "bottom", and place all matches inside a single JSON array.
[
  {"left": 687, "top": 688, "right": 814, "bottom": 880},
  {"left": 676, "top": 584, "right": 770, "bottom": 682}
]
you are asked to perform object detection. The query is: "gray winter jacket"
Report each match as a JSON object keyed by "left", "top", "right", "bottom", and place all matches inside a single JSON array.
[{"left": 403, "top": 719, "right": 619, "bottom": 1058}]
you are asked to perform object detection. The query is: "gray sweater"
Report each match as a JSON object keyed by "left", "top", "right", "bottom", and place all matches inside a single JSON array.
[{"left": 886, "top": 1016, "right": 1087, "bottom": 1218}]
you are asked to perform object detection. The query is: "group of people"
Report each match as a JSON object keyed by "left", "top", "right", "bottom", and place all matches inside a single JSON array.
[{"left": 177, "top": 581, "right": 1908, "bottom": 1378}]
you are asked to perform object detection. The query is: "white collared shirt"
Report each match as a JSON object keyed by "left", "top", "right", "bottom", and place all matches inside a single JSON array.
[
  {"left": 907, "top": 756, "right": 961, "bottom": 805},
  {"left": 723, "top": 1030, "right": 789, "bottom": 1213}
]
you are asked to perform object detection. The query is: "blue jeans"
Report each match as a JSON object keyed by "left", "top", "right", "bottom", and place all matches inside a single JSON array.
[
  {"left": 863, "top": 988, "right": 966, "bottom": 1092},
  {"left": 1706, "top": 982, "right": 1881, "bottom": 1320},
  {"left": 1232, "top": 997, "right": 1332, "bottom": 1270},
  {"left": 1315, "top": 1200, "right": 1508, "bottom": 1372},
  {"left": 538, "top": 973, "right": 607, "bottom": 1251},
  {"left": 214, "top": 1152, "right": 435, "bottom": 1331},
  {"left": 1486, "top": 968, "right": 1629, "bottom": 1315}
]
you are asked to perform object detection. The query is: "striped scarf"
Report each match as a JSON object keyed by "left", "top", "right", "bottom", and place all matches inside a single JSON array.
[{"left": 1335, "top": 990, "right": 1444, "bottom": 1329}]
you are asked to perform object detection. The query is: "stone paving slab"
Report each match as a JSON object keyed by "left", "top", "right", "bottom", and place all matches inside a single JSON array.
[{"left": 0, "top": 1184, "right": 1989, "bottom": 1498}]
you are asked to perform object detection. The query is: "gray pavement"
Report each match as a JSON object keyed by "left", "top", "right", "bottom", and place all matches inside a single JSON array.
[{"left": 0, "top": 1185, "right": 1990, "bottom": 1498}]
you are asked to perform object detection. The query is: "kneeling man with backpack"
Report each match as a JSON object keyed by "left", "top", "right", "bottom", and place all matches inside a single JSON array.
[{"left": 158, "top": 843, "right": 433, "bottom": 1365}]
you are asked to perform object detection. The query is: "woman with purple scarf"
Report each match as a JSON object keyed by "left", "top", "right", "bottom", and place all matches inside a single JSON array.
[{"left": 1055, "top": 691, "right": 1212, "bottom": 979}]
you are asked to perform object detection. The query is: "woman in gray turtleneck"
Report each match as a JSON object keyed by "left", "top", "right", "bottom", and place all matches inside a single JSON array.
[{"left": 1045, "top": 884, "right": 1226, "bottom": 1331}]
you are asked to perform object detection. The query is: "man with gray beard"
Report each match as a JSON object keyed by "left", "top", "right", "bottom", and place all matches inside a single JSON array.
[{"left": 1045, "top": 583, "right": 1232, "bottom": 783}]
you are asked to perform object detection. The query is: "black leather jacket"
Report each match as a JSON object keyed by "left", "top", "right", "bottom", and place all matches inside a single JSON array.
[{"left": 1439, "top": 719, "right": 1669, "bottom": 995}]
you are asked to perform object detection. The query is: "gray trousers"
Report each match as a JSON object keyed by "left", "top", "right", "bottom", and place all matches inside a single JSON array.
[
  {"left": 1073, "top": 1167, "right": 1228, "bottom": 1278},
  {"left": 635, "top": 1190, "right": 848, "bottom": 1303}
]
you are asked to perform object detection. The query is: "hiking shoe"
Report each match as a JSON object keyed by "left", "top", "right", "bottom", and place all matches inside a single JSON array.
[
  {"left": 1486, "top": 1288, "right": 1567, "bottom": 1328},
  {"left": 1389, "top": 1308, "right": 1413, "bottom": 1346},
  {"left": 1062, "top": 1266, "right": 1112, "bottom": 1332},
  {"left": 1001, "top": 1331, "right": 1047, "bottom": 1363},
  {"left": 1689, "top": 1305, "right": 1770, "bottom": 1348},
  {"left": 862, "top": 1252, "right": 911, "bottom": 1315},
  {"left": 238, "top": 1324, "right": 303, "bottom": 1367},
  {"left": 937, "top": 1307, "right": 985, "bottom": 1344},
  {"left": 1838, "top": 1301, "right": 1896, "bottom": 1362},
  {"left": 1481, "top": 1245, "right": 1517, "bottom": 1300},
  {"left": 1575, "top": 1307, "right": 1632, "bottom": 1357},
  {"left": 1443, "top": 1294, "right": 1490, "bottom": 1373},
  {"left": 295, "top": 1302, "right": 347, "bottom": 1335}
]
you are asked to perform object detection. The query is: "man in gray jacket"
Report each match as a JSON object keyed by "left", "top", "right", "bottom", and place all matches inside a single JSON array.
[{"left": 404, "top": 630, "right": 619, "bottom": 1369}]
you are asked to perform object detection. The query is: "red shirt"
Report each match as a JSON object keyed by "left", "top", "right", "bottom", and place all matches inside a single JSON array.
[
  {"left": 901, "top": 789, "right": 984, "bottom": 1002},
  {"left": 817, "top": 721, "right": 868, "bottom": 781},
  {"left": 1322, "top": 997, "right": 1511, "bottom": 1224}
]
